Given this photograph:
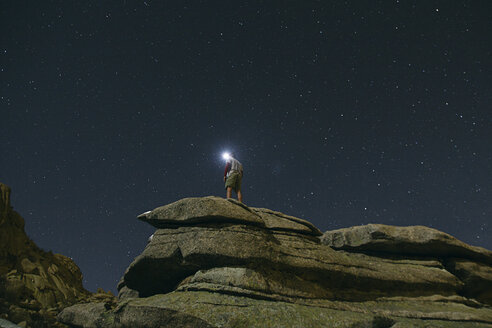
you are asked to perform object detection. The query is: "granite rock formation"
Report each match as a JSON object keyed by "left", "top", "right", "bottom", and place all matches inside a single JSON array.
[
  {"left": 59, "top": 196, "right": 492, "bottom": 327},
  {"left": 0, "top": 183, "right": 100, "bottom": 328}
]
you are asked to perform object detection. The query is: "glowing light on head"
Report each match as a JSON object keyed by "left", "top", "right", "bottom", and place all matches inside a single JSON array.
[{"left": 222, "top": 152, "right": 231, "bottom": 160}]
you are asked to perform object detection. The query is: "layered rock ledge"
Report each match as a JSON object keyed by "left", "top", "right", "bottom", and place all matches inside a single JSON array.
[{"left": 59, "top": 196, "right": 492, "bottom": 328}]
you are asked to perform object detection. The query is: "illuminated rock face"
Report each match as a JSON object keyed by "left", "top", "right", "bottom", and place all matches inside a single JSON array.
[
  {"left": 0, "top": 183, "right": 92, "bottom": 328},
  {"left": 58, "top": 196, "right": 492, "bottom": 328}
]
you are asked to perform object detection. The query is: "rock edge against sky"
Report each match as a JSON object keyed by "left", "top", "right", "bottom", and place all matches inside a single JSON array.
[
  {"left": 1, "top": 183, "right": 491, "bottom": 327},
  {"left": 0, "top": 183, "right": 114, "bottom": 328},
  {"left": 59, "top": 195, "right": 492, "bottom": 328}
]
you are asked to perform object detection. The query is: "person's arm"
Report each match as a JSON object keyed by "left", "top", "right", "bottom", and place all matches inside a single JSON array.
[{"left": 224, "top": 162, "right": 231, "bottom": 178}]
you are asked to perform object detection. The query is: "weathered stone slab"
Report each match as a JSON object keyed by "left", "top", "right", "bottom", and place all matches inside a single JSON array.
[
  {"left": 121, "top": 224, "right": 462, "bottom": 301},
  {"left": 177, "top": 267, "right": 333, "bottom": 300},
  {"left": 321, "top": 224, "right": 492, "bottom": 264},
  {"left": 121, "top": 225, "right": 276, "bottom": 296},
  {"left": 137, "top": 196, "right": 264, "bottom": 228},
  {"left": 251, "top": 207, "right": 322, "bottom": 236}
]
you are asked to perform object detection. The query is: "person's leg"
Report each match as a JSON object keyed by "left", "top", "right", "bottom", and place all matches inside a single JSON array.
[
  {"left": 226, "top": 187, "right": 232, "bottom": 199},
  {"left": 235, "top": 174, "right": 243, "bottom": 203}
]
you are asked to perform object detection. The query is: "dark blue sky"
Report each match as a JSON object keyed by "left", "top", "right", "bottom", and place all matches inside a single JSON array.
[{"left": 1, "top": 1, "right": 491, "bottom": 293}]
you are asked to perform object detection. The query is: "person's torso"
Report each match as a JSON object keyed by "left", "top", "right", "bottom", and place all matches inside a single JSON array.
[{"left": 229, "top": 158, "right": 243, "bottom": 173}]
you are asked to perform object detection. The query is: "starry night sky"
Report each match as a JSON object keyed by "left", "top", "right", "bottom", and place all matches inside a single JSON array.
[{"left": 1, "top": 1, "right": 491, "bottom": 293}]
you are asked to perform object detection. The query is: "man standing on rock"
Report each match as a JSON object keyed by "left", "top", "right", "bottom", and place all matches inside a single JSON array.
[{"left": 223, "top": 152, "right": 243, "bottom": 203}]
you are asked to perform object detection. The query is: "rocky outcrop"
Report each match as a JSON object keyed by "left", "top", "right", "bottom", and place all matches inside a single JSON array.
[
  {"left": 321, "top": 224, "right": 492, "bottom": 264},
  {"left": 59, "top": 196, "right": 492, "bottom": 327},
  {"left": 0, "top": 183, "right": 95, "bottom": 328},
  {"left": 322, "top": 224, "right": 492, "bottom": 307}
]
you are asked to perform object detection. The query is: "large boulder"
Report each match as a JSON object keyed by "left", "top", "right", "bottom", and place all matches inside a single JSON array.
[
  {"left": 321, "top": 224, "right": 492, "bottom": 307},
  {"left": 137, "top": 197, "right": 322, "bottom": 236},
  {"left": 120, "top": 224, "right": 462, "bottom": 301},
  {"left": 59, "top": 196, "right": 492, "bottom": 327}
]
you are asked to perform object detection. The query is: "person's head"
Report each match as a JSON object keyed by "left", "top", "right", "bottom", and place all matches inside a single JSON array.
[{"left": 222, "top": 151, "right": 237, "bottom": 161}]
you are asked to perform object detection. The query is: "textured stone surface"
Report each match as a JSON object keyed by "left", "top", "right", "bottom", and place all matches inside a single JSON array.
[
  {"left": 176, "top": 266, "right": 333, "bottom": 300},
  {"left": 0, "top": 183, "right": 95, "bottom": 328},
  {"left": 57, "top": 303, "right": 108, "bottom": 328},
  {"left": 447, "top": 258, "right": 492, "bottom": 305},
  {"left": 137, "top": 196, "right": 323, "bottom": 236},
  {"left": 59, "top": 291, "right": 492, "bottom": 328},
  {"left": 249, "top": 207, "right": 322, "bottom": 236},
  {"left": 121, "top": 224, "right": 462, "bottom": 300},
  {"left": 117, "top": 286, "right": 139, "bottom": 300},
  {"left": 321, "top": 223, "right": 492, "bottom": 264},
  {"left": 56, "top": 196, "right": 492, "bottom": 327},
  {"left": 137, "top": 196, "right": 264, "bottom": 228}
]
